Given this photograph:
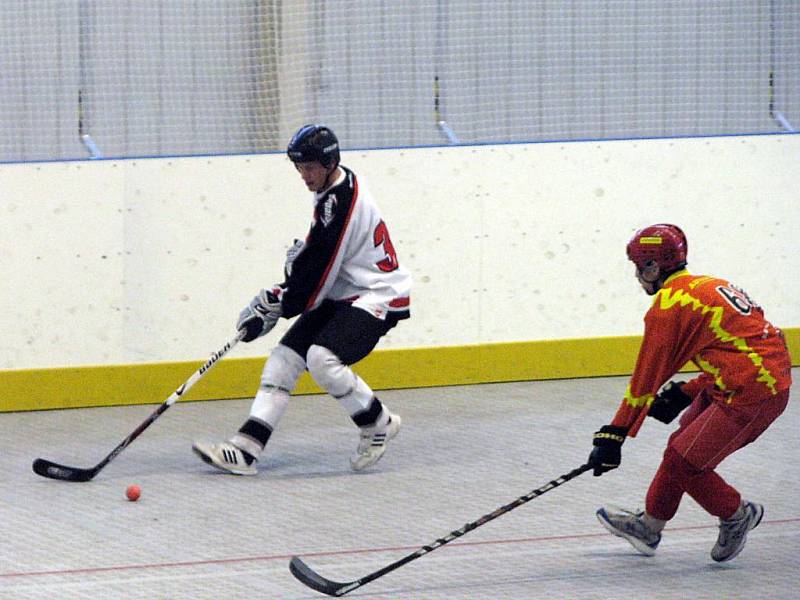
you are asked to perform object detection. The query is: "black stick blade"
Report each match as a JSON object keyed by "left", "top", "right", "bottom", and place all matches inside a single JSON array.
[
  {"left": 32, "top": 458, "right": 96, "bottom": 482},
  {"left": 289, "top": 556, "right": 360, "bottom": 597}
]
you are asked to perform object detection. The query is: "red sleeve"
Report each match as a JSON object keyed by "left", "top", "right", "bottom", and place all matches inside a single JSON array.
[
  {"left": 679, "top": 372, "right": 715, "bottom": 398},
  {"left": 610, "top": 305, "right": 692, "bottom": 437}
]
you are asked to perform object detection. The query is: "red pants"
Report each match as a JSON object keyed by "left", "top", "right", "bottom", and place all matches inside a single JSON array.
[{"left": 645, "top": 387, "right": 790, "bottom": 521}]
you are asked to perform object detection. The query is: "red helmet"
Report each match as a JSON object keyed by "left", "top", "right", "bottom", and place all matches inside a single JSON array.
[{"left": 626, "top": 224, "right": 688, "bottom": 273}]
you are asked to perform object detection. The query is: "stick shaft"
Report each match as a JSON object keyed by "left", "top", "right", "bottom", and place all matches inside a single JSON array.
[
  {"left": 32, "top": 331, "right": 244, "bottom": 481},
  {"left": 361, "top": 463, "right": 591, "bottom": 586},
  {"left": 290, "top": 463, "right": 591, "bottom": 595}
]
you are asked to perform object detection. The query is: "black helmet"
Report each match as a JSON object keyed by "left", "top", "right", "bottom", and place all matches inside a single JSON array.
[{"left": 287, "top": 124, "right": 340, "bottom": 168}]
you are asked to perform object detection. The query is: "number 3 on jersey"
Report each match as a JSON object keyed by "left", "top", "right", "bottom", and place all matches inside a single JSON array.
[{"left": 373, "top": 220, "right": 399, "bottom": 272}]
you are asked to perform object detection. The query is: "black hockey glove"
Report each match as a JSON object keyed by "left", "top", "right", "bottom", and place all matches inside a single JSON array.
[
  {"left": 648, "top": 381, "right": 692, "bottom": 424},
  {"left": 236, "top": 287, "right": 283, "bottom": 342},
  {"left": 588, "top": 425, "right": 628, "bottom": 477}
]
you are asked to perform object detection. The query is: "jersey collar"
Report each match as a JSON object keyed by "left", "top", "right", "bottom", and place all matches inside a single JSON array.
[
  {"left": 315, "top": 167, "right": 346, "bottom": 198},
  {"left": 664, "top": 268, "right": 690, "bottom": 285}
]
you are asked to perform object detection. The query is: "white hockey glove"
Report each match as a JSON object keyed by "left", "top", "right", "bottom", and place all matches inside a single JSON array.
[
  {"left": 284, "top": 239, "right": 305, "bottom": 279},
  {"left": 236, "top": 287, "right": 283, "bottom": 342}
]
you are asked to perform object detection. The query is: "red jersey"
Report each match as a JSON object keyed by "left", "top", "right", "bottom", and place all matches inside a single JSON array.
[{"left": 612, "top": 270, "right": 792, "bottom": 437}]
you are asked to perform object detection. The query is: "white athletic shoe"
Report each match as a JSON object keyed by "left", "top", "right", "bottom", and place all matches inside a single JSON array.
[
  {"left": 350, "top": 413, "right": 402, "bottom": 471},
  {"left": 192, "top": 441, "right": 257, "bottom": 476},
  {"left": 711, "top": 500, "right": 764, "bottom": 562},
  {"left": 596, "top": 506, "right": 662, "bottom": 556}
]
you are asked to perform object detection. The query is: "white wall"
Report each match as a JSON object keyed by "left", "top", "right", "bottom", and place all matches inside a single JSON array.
[{"left": 1, "top": 134, "right": 798, "bottom": 370}]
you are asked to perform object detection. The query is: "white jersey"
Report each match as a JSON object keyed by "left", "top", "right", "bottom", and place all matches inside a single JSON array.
[{"left": 281, "top": 166, "right": 411, "bottom": 321}]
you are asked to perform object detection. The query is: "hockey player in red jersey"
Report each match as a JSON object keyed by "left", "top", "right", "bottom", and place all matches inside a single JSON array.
[
  {"left": 193, "top": 124, "right": 411, "bottom": 475},
  {"left": 588, "top": 223, "right": 792, "bottom": 562}
]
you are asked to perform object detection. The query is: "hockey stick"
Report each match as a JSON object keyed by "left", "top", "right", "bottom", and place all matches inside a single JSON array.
[
  {"left": 32, "top": 330, "right": 245, "bottom": 482},
  {"left": 290, "top": 462, "right": 591, "bottom": 596}
]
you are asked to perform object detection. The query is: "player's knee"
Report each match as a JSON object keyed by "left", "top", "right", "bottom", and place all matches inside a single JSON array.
[
  {"left": 261, "top": 344, "right": 306, "bottom": 391},
  {"left": 662, "top": 445, "right": 702, "bottom": 487},
  {"left": 306, "top": 344, "right": 351, "bottom": 395},
  {"left": 305, "top": 344, "right": 338, "bottom": 377}
]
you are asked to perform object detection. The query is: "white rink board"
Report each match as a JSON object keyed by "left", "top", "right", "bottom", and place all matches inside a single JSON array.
[{"left": 1, "top": 134, "right": 798, "bottom": 369}]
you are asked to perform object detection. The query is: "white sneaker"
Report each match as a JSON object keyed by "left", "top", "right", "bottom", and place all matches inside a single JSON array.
[
  {"left": 192, "top": 441, "right": 257, "bottom": 476},
  {"left": 711, "top": 500, "right": 764, "bottom": 562},
  {"left": 596, "top": 506, "right": 662, "bottom": 556},
  {"left": 350, "top": 413, "right": 401, "bottom": 471}
]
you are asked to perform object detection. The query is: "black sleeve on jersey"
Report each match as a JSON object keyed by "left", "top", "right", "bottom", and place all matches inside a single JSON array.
[{"left": 280, "top": 169, "right": 356, "bottom": 318}]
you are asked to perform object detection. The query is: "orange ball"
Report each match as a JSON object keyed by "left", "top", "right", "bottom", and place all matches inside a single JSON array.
[{"left": 126, "top": 484, "right": 141, "bottom": 502}]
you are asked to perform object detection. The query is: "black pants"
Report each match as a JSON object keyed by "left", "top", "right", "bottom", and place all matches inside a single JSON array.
[{"left": 280, "top": 300, "right": 401, "bottom": 365}]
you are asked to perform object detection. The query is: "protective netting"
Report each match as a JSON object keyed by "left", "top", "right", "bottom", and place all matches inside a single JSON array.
[{"left": 1, "top": 1, "right": 797, "bottom": 162}]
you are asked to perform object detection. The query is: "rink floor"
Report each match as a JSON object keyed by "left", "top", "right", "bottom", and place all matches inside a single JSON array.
[{"left": 1, "top": 370, "right": 798, "bottom": 599}]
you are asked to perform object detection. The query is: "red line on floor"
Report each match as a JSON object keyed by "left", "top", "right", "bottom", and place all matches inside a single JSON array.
[{"left": 2, "top": 518, "right": 798, "bottom": 579}]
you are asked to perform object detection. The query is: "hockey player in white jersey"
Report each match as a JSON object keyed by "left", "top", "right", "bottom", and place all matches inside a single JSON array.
[{"left": 193, "top": 124, "right": 411, "bottom": 475}]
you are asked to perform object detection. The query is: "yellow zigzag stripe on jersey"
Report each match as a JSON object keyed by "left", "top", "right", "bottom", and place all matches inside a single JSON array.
[
  {"left": 688, "top": 276, "right": 715, "bottom": 289},
  {"left": 694, "top": 357, "right": 726, "bottom": 392},
  {"left": 655, "top": 286, "right": 779, "bottom": 395},
  {"left": 624, "top": 384, "right": 654, "bottom": 409}
]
